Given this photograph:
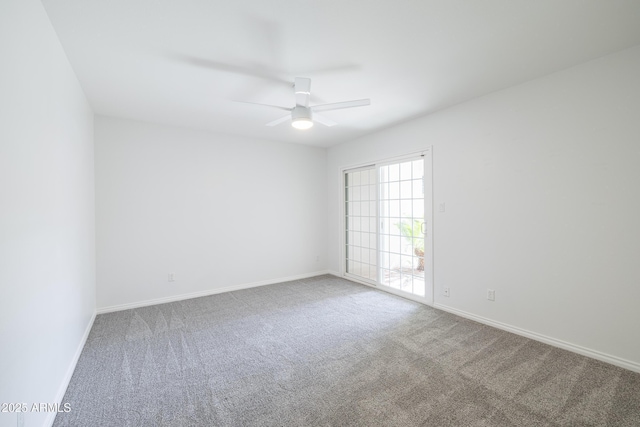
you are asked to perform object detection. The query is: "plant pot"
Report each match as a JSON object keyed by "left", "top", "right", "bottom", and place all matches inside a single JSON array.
[{"left": 415, "top": 248, "right": 425, "bottom": 271}]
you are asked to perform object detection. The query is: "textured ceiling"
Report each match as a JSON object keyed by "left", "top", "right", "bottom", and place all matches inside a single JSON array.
[{"left": 42, "top": 0, "right": 640, "bottom": 147}]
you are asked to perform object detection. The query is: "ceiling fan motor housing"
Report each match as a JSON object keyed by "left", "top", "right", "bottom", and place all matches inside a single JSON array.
[
  {"left": 291, "top": 106, "right": 313, "bottom": 129},
  {"left": 292, "top": 106, "right": 312, "bottom": 121}
]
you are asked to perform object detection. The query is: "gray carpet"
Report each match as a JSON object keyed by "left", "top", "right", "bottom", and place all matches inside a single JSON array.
[{"left": 54, "top": 275, "right": 640, "bottom": 426}]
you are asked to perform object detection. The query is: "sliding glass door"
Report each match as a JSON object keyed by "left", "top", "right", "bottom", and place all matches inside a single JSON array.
[
  {"left": 344, "top": 152, "right": 432, "bottom": 303},
  {"left": 379, "top": 158, "right": 426, "bottom": 297},
  {"left": 344, "top": 166, "right": 378, "bottom": 281}
]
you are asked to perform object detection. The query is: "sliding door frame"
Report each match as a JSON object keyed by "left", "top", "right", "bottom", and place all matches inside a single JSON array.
[{"left": 339, "top": 148, "right": 434, "bottom": 306}]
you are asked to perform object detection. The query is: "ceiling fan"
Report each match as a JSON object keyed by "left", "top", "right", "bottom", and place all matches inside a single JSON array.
[{"left": 237, "top": 77, "right": 370, "bottom": 130}]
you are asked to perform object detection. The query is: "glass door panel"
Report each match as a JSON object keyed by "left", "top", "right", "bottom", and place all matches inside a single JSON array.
[
  {"left": 379, "top": 158, "right": 426, "bottom": 297},
  {"left": 345, "top": 167, "right": 377, "bottom": 282}
]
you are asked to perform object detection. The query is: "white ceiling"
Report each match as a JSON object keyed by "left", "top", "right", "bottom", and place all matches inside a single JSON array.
[{"left": 42, "top": 0, "right": 640, "bottom": 147}]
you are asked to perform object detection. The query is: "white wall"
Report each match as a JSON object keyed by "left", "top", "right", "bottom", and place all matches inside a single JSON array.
[
  {"left": 95, "top": 117, "right": 327, "bottom": 310},
  {"left": 0, "top": 1, "right": 96, "bottom": 426},
  {"left": 327, "top": 46, "right": 640, "bottom": 369}
]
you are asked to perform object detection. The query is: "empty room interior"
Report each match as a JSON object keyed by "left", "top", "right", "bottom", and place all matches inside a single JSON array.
[{"left": 2, "top": 0, "right": 640, "bottom": 426}]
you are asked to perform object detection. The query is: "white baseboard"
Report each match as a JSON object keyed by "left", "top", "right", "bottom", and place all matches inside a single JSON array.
[
  {"left": 325, "top": 272, "right": 640, "bottom": 373},
  {"left": 434, "top": 302, "right": 640, "bottom": 374},
  {"left": 45, "top": 310, "right": 97, "bottom": 427},
  {"left": 96, "top": 270, "right": 331, "bottom": 314}
]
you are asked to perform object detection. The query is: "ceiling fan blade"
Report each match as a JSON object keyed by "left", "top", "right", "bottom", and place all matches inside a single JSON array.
[
  {"left": 312, "top": 99, "right": 371, "bottom": 112},
  {"left": 293, "top": 63, "right": 361, "bottom": 77},
  {"left": 313, "top": 113, "right": 337, "bottom": 127},
  {"left": 294, "top": 77, "right": 311, "bottom": 107},
  {"left": 235, "top": 101, "right": 291, "bottom": 111},
  {"left": 266, "top": 115, "right": 291, "bottom": 127},
  {"left": 173, "top": 55, "right": 290, "bottom": 86}
]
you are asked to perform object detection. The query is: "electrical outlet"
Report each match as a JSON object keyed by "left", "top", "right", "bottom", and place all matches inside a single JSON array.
[
  {"left": 168, "top": 273, "right": 175, "bottom": 282},
  {"left": 443, "top": 287, "right": 450, "bottom": 297},
  {"left": 487, "top": 289, "right": 495, "bottom": 301},
  {"left": 438, "top": 202, "right": 446, "bottom": 212}
]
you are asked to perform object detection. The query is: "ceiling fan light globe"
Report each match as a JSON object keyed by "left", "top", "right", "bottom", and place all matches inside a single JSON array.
[{"left": 292, "top": 118, "right": 313, "bottom": 130}]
